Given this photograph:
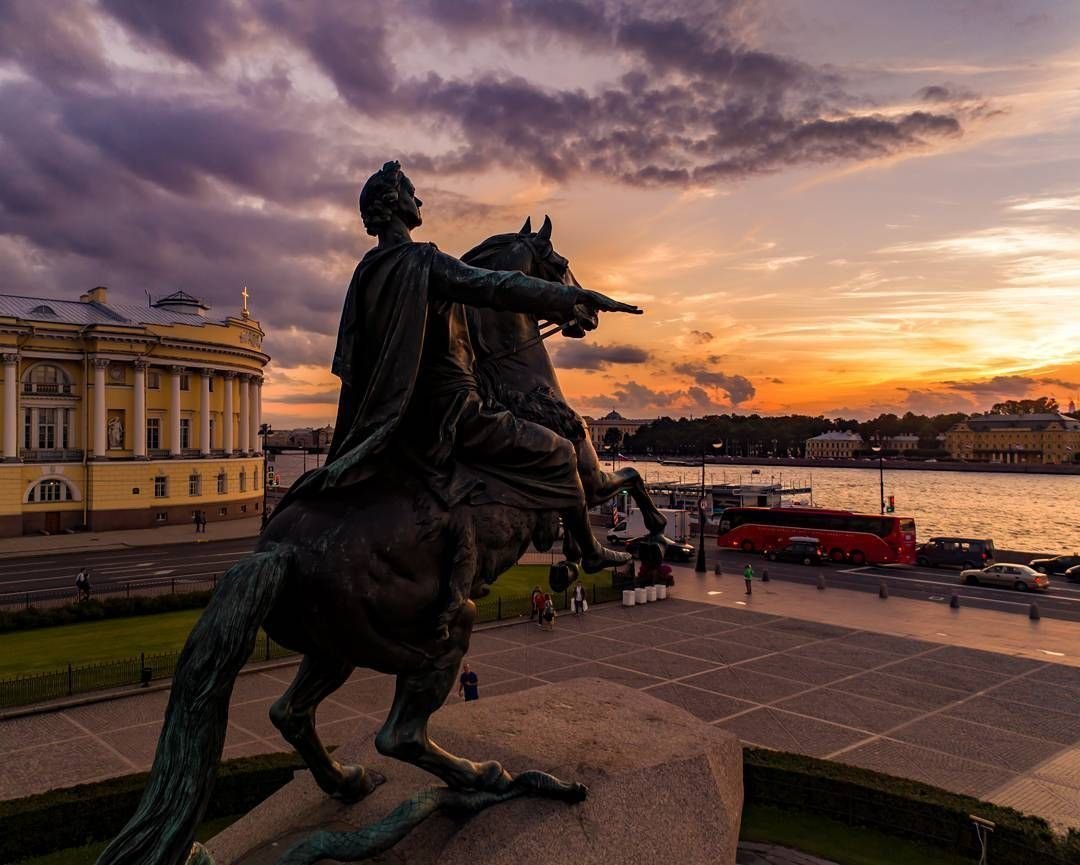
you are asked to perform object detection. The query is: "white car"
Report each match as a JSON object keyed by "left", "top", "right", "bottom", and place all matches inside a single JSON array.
[{"left": 960, "top": 563, "right": 1049, "bottom": 592}]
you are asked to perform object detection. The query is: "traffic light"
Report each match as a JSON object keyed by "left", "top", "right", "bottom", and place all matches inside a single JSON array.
[{"left": 887, "top": 495, "right": 895, "bottom": 513}]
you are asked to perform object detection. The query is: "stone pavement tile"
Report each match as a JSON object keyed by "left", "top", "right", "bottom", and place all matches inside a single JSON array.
[
  {"left": 590, "top": 604, "right": 680, "bottom": 624},
  {"left": 777, "top": 688, "right": 922, "bottom": 733},
  {"left": 592, "top": 622, "right": 689, "bottom": 647},
  {"left": 689, "top": 607, "right": 782, "bottom": 626},
  {"left": 449, "top": 661, "right": 522, "bottom": 688},
  {"left": 223, "top": 738, "right": 289, "bottom": 761},
  {"left": 681, "top": 666, "right": 808, "bottom": 703},
  {"left": 540, "top": 633, "right": 639, "bottom": 661},
  {"left": 717, "top": 707, "right": 869, "bottom": 758},
  {"left": 60, "top": 689, "right": 172, "bottom": 732},
  {"left": 0, "top": 711, "right": 86, "bottom": 754},
  {"left": 100, "top": 720, "right": 164, "bottom": 767},
  {"left": 463, "top": 632, "right": 521, "bottom": 656},
  {"left": 737, "top": 841, "right": 838, "bottom": 865},
  {"left": 876, "top": 656, "right": 1011, "bottom": 694},
  {"left": 604, "top": 647, "right": 719, "bottom": 679},
  {"left": 650, "top": 613, "right": 748, "bottom": 637},
  {"left": 830, "top": 672, "right": 966, "bottom": 711},
  {"left": 924, "top": 645, "right": 1045, "bottom": 676},
  {"left": 224, "top": 722, "right": 257, "bottom": 749},
  {"left": 644, "top": 682, "right": 754, "bottom": 723},
  {"left": 945, "top": 696, "right": 1080, "bottom": 746},
  {"left": 303, "top": 693, "right": 373, "bottom": 725},
  {"left": 1028, "top": 663, "right": 1080, "bottom": 690},
  {"left": 727, "top": 626, "right": 822, "bottom": 652},
  {"left": 0, "top": 737, "right": 132, "bottom": 800},
  {"left": 738, "top": 653, "right": 856, "bottom": 687},
  {"left": 479, "top": 646, "right": 581, "bottom": 677},
  {"left": 475, "top": 676, "right": 546, "bottom": 700},
  {"left": 647, "top": 598, "right": 712, "bottom": 614},
  {"left": 226, "top": 696, "right": 278, "bottom": 742},
  {"left": 1030, "top": 745, "right": 1080, "bottom": 789},
  {"left": 989, "top": 776, "right": 1080, "bottom": 833},
  {"left": 230, "top": 671, "right": 290, "bottom": 703},
  {"left": 761, "top": 619, "right": 856, "bottom": 640},
  {"left": 783, "top": 642, "right": 900, "bottom": 671},
  {"left": 987, "top": 677, "right": 1080, "bottom": 716},
  {"left": 591, "top": 597, "right": 706, "bottom": 616},
  {"left": 482, "top": 624, "right": 573, "bottom": 645},
  {"left": 839, "top": 738, "right": 1015, "bottom": 797},
  {"left": 890, "top": 715, "right": 1061, "bottom": 773},
  {"left": 664, "top": 636, "right": 770, "bottom": 665},
  {"left": 528, "top": 611, "right": 621, "bottom": 633},
  {"left": 325, "top": 675, "right": 398, "bottom": 714},
  {"left": 534, "top": 661, "right": 664, "bottom": 690},
  {"left": 833, "top": 631, "right": 936, "bottom": 656},
  {"left": 315, "top": 714, "right": 380, "bottom": 747}
]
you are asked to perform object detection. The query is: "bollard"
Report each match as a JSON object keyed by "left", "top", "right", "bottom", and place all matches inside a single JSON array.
[
  {"left": 816, "top": 573, "right": 826, "bottom": 591},
  {"left": 879, "top": 580, "right": 888, "bottom": 599},
  {"left": 497, "top": 596, "right": 502, "bottom": 620},
  {"left": 1029, "top": 602, "right": 1041, "bottom": 621},
  {"left": 761, "top": 568, "right": 770, "bottom": 583},
  {"left": 950, "top": 593, "right": 960, "bottom": 609},
  {"left": 714, "top": 563, "right": 722, "bottom": 575}
]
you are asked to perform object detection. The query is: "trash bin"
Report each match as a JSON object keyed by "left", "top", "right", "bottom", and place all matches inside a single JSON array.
[{"left": 140, "top": 666, "right": 153, "bottom": 687}]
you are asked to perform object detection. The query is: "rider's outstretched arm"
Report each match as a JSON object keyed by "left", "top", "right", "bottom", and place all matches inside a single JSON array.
[{"left": 429, "top": 250, "right": 578, "bottom": 322}]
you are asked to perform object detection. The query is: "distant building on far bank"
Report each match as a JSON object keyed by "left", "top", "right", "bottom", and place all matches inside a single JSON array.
[
  {"left": 883, "top": 434, "right": 920, "bottom": 452},
  {"left": 584, "top": 410, "right": 649, "bottom": 448},
  {"left": 945, "top": 413, "right": 1080, "bottom": 464},
  {"left": 266, "top": 425, "right": 333, "bottom": 449},
  {"left": 805, "top": 430, "right": 863, "bottom": 458}
]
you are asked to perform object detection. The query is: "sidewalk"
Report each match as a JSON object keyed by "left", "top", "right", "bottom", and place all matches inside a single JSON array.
[{"left": 0, "top": 518, "right": 261, "bottom": 559}]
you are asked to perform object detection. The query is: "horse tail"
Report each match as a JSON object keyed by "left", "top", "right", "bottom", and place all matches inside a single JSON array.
[{"left": 96, "top": 546, "right": 294, "bottom": 865}]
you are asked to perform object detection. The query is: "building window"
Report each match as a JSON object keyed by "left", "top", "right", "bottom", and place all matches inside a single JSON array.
[
  {"left": 180, "top": 374, "right": 190, "bottom": 391},
  {"left": 27, "top": 479, "right": 72, "bottom": 503},
  {"left": 155, "top": 511, "right": 167, "bottom": 522},
  {"left": 147, "top": 417, "right": 161, "bottom": 450},
  {"left": 239, "top": 469, "right": 247, "bottom": 492},
  {"left": 189, "top": 472, "right": 201, "bottom": 496},
  {"left": 217, "top": 470, "right": 227, "bottom": 494},
  {"left": 180, "top": 418, "right": 191, "bottom": 449},
  {"left": 218, "top": 507, "right": 227, "bottom": 516},
  {"left": 23, "top": 410, "right": 30, "bottom": 450},
  {"left": 37, "top": 409, "right": 57, "bottom": 449},
  {"left": 154, "top": 475, "right": 167, "bottom": 498},
  {"left": 241, "top": 504, "right": 247, "bottom": 513},
  {"left": 147, "top": 371, "right": 160, "bottom": 389}
]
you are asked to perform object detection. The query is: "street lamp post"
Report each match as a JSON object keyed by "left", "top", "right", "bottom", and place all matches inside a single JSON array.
[
  {"left": 870, "top": 439, "right": 885, "bottom": 515},
  {"left": 695, "top": 439, "right": 723, "bottom": 573},
  {"left": 259, "top": 423, "right": 272, "bottom": 530}
]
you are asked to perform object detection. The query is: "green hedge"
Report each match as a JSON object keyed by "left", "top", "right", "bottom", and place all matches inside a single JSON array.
[
  {"left": 0, "top": 752, "right": 305, "bottom": 862},
  {"left": 0, "top": 592, "right": 213, "bottom": 634},
  {"left": 744, "top": 748, "right": 1080, "bottom": 865}
]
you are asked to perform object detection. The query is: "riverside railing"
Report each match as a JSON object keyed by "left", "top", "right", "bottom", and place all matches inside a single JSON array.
[
  {"left": 0, "top": 576, "right": 220, "bottom": 611},
  {"left": 0, "top": 581, "right": 624, "bottom": 710}
]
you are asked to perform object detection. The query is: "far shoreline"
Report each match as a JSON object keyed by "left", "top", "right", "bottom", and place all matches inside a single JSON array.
[{"left": 614, "top": 455, "right": 1080, "bottom": 477}]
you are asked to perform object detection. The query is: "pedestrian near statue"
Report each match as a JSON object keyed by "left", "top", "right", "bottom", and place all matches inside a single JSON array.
[
  {"left": 74, "top": 567, "right": 91, "bottom": 602},
  {"left": 743, "top": 563, "right": 754, "bottom": 595},
  {"left": 571, "top": 581, "right": 588, "bottom": 615},
  {"left": 542, "top": 594, "right": 557, "bottom": 631},
  {"left": 458, "top": 663, "right": 479, "bottom": 702}
]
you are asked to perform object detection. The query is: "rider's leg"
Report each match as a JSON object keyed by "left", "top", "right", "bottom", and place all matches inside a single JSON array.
[
  {"left": 435, "top": 516, "right": 477, "bottom": 642},
  {"left": 574, "top": 432, "right": 667, "bottom": 534}
]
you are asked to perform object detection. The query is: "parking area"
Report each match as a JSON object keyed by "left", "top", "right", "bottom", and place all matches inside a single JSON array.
[{"left": 3, "top": 595, "right": 1080, "bottom": 830}]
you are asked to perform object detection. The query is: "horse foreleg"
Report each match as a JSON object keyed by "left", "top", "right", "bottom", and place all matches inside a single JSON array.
[
  {"left": 375, "top": 661, "right": 511, "bottom": 793},
  {"left": 270, "top": 655, "right": 385, "bottom": 802},
  {"left": 575, "top": 439, "right": 667, "bottom": 534}
]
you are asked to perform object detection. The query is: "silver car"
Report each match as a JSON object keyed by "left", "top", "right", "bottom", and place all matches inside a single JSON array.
[{"left": 960, "top": 563, "right": 1049, "bottom": 592}]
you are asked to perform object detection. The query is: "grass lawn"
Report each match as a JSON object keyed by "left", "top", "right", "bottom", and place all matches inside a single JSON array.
[
  {"left": 740, "top": 803, "right": 971, "bottom": 865},
  {"left": 485, "top": 563, "right": 609, "bottom": 599}
]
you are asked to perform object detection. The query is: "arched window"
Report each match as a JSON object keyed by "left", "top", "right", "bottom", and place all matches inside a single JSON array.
[
  {"left": 24, "top": 364, "right": 72, "bottom": 396},
  {"left": 30, "top": 304, "right": 58, "bottom": 317},
  {"left": 25, "top": 478, "right": 78, "bottom": 503}
]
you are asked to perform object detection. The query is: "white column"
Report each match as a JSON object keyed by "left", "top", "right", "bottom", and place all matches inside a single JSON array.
[
  {"left": 254, "top": 378, "right": 262, "bottom": 452},
  {"left": 92, "top": 358, "right": 108, "bottom": 458},
  {"left": 238, "top": 375, "right": 250, "bottom": 454},
  {"left": 169, "top": 366, "right": 183, "bottom": 457},
  {"left": 248, "top": 377, "right": 260, "bottom": 453},
  {"left": 2, "top": 353, "right": 17, "bottom": 460},
  {"left": 133, "top": 361, "right": 147, "bottom": 459},
  {"left": 199, "top": 368, "right": 211, "bottom": 456},
  {"left": 223, "top": 372, "right": 235, "bottom": 454}
]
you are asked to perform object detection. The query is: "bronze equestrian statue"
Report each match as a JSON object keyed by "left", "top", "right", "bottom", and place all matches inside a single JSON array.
[{"left": 96, "top": 162, "right": 648, "bottom": 865}]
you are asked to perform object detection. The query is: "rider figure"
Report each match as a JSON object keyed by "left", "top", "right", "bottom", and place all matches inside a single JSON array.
[{"left": 290, "top": 161, "right": 636, "bottom": 639}]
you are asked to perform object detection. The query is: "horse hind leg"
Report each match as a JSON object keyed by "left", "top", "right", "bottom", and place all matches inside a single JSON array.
[{"left": 270, "top": 655, "right": 385, "bottom": 802}]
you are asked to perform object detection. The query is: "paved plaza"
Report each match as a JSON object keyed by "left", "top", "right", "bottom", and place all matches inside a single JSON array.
[{"left": 3, "top": 586, "right": 1080, "bottom": 833}]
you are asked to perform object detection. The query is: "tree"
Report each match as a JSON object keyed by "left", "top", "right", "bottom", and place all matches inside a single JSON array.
[
  {"left": 987, "top": 396, "right": 1059, "bottom": 416},
  {"left": 603, "top": 427, "right": 623, "bottom": 450}
]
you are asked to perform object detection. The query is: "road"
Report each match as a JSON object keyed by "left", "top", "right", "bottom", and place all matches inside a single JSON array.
[
  {"left": 0, "top": 537, "right": 256, "bottom": 603},
  {"left": 3, "top": 532, "right": 1079, "bottom": 624}
]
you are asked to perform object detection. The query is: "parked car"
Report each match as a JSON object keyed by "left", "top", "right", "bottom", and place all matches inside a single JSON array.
[
  {"left": 625, "top": 534, "right": 695, "bottom": 563},
  {"left": 1029, "top": 554, "right": 1080, "bottom": 576},
  {"left": 960, "top": 563, "right": 1049, "bottom": 591},
  {"left": 916, "top": 537, "right": 995, "bottom": 569},
  {"left": 764, "top": 537, "right": 825, "bottom": 566},
  {"left": 1065, "top": 564, "right": 1080, "bottom": 583}
]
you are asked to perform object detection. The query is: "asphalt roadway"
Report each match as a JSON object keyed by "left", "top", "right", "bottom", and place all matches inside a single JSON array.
[{"left": 3, "top": 533, "right": 1080, "bottom": 624}]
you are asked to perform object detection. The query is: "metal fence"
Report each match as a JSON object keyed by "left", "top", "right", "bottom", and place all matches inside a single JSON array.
[
  {"left": 0, "top": 576, "right": 220, "bottom": 611},
  {"left": 0, "top": 579, "right": 623, "bottom": 710}
]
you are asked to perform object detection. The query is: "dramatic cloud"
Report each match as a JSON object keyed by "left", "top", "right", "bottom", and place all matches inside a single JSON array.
[
  {"left": 673, "top": 363, "right": 756, "bottom": 404},
  {"left": 939, "top": 375, "right": 1063, "bottom": 398},
  {"left": 555, "top": 342, "right": 650, "bottom": 370},
  {"left": 264, "top": 388, "right": 340, "bottom": 405},
  {"left": 688, "top": 330, "right": 714, "bottom": 344}
]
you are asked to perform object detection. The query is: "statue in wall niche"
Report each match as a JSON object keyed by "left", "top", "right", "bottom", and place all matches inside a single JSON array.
[
  {"left": 107, "top": 415, "right": 123, "bottom": 449},
  {"left": 96, "top": 161, "right": 670, "bottom": 865}
]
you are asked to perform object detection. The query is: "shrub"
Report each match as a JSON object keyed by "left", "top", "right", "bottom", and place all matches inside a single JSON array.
[{"left": 0, "top": 592, "right": 213, "bottom": 634}]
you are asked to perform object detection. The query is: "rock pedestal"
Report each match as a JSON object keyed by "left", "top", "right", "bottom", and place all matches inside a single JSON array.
[{"left": 207, "top": 678, "right": 743, "bottom": 865}]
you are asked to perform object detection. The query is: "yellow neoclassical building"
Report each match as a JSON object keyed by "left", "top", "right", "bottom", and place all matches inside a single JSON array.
[
  {"left": 945, "top": 413, "right": 1080, "bottom": 465},
  {"left": 0, "top": 286, "right": 268, "bottom": 536}
]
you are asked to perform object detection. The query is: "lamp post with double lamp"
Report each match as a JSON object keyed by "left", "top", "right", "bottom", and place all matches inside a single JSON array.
[
  {"left": 695, "top": 439, "right": 724, "bottom": 573},
  {"left": 870, "top": 439, "right": 885, "bottom": 515},
  {"left": 259, "top": 423, "right": 272, "bottom": 530}
]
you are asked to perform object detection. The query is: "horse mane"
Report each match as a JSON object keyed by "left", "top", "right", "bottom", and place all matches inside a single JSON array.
[{"left": 459, "top": 232, "right": 524, "bottom": 269}]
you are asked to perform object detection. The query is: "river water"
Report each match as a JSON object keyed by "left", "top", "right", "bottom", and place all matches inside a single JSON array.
[{"left": 269, "top": 453, "right": 1080, "bottom": 554}]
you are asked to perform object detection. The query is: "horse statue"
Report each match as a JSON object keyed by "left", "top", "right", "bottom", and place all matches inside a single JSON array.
[{"left": 95, "top": 223, "right": 650, "bottom": 865}]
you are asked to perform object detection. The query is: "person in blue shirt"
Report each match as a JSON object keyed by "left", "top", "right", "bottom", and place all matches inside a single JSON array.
[{"left": 458, "top": 663, "right": 479, "bottom": 701}]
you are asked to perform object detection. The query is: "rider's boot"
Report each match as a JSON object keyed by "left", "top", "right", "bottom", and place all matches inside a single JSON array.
[{"left": 561, "top": 506, "right": 631, "bottom": 572}]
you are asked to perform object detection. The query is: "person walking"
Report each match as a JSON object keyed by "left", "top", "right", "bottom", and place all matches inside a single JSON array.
[
  {"left": 458, "top": 663, "right": 479, "bottom": 701},
  {"left": 199, "top": 511, "right": 208, "bottom": 533},
  {"left": 531, "top": 585, "right": 545, "bottom": 626},
  {"left": 541, "top": 594, "right": 557, "bottom": 631},
  {"left": 743, "top": 563, "right": 754, "bottom": 595},
  {"left": 193, "top": 511, "right": 202, "bottom": 535},
  {"left": 75, "top": 567, "right": 91, "bottom": 602},
  {"left": 572, "top": 581, "right": 588, "bottom": 615}
]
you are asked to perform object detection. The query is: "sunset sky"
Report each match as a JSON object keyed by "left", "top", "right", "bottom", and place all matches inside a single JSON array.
[{"left": 2, "top": 1, "right": 1079, "bottom": 426}]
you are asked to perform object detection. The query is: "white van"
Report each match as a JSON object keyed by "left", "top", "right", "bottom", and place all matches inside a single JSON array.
[{"left": 607, "top": 508, "right": 690, "bottom": 545}]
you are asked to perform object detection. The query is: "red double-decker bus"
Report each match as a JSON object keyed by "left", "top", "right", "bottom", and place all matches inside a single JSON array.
[{"left": 716, "top": 507, "right": 916, "bottom": 566}]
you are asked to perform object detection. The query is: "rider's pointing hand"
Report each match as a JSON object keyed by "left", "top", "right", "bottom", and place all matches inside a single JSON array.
[{"left": 575, "top": 288, "right": 643, "bottom": 315}]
